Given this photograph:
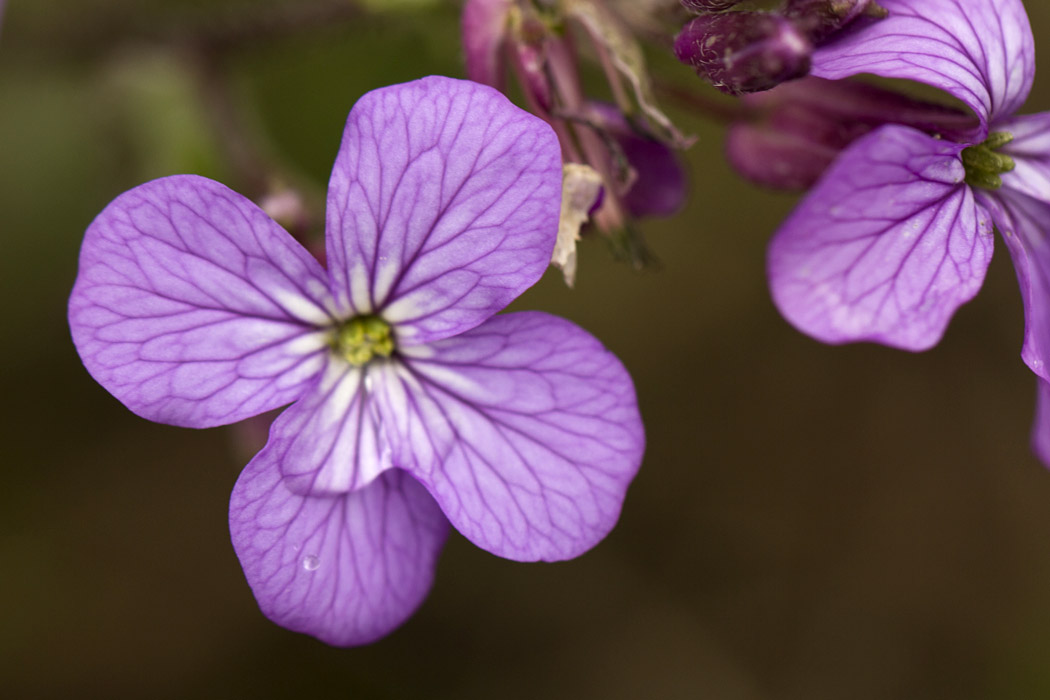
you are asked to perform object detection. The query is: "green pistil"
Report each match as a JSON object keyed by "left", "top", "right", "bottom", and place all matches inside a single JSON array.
[
  {"left": 962, "top": 131, "right": 1015, "bottom": 190},
  {"left": 332, "top": 315, "right": 394, "bottom": 366}
]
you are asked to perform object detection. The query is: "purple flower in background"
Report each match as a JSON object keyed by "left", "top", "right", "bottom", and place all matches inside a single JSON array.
[
  {"left": 726, "top": 76, "right": 977, "bottom": 190},
  {"left": 68, "top": 76, "right": 644, "bottom": 645},
  {"left": 765, "top": 0, "right": 1050, "bottom": 460}
]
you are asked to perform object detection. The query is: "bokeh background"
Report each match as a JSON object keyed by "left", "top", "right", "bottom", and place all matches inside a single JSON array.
[{"left": 5, "top": 1, "right": 1050, "bottom": 697}]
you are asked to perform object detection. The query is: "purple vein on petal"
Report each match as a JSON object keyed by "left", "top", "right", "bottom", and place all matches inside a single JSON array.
[
  {"left": 69, "top": 175, "right": 335, "bottom": 428},
  {"left": 325, "top": 77, "right": 562, "bottom": 345},
  {"left": 811, "top": 0, "right": 1033, "bottom": 130},
  {"left": 370, "top": 311, "right": 644, "bottom": 562},
  {"left": 259, "top": 358, "right": 394, "bottom": 497},
  {"left": 768, "top": 125, "right": 993, "bottom": 350},
  {"left": 230, "top": 460, "right": 449, "bottom": 647}
]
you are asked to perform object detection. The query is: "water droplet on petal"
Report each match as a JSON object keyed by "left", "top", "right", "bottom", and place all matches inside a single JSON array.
[
  {"left": 302, "top": 555, "right": 320, "bottom": 571},
  {"left": 1034, "top": 360, "right": 1044, "bottom": 371},
  {"left": 364, "top": 374, "right": 374, "bottom": 392}
]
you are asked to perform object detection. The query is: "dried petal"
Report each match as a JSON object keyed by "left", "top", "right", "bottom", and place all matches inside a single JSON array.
[
  {"left": 553, "top": 163, "right": 604, "bottom": 287},
  {"left": 566, "top": 0, "right": 692, "bottom": 147}
]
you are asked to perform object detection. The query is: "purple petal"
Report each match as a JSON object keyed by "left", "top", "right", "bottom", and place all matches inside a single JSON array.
[
  {"left": 768, "top": 125, "right": 993, "bottom": 350},
  {"left": 998, "top": 111, "right": 1050, "bottom": 205},
  {"left": 230, "top": 461, "right": 449, "bottom": 647},
  {"left": 252, "top": 359, "right": 391, "bottom": 496},
  {"left": 69, "top": 175, "right": 333, "bottom": 428},
  {"left": 325, "top": 77, "right": 562, "bottom": 345},
  {"left": 976, "top": 188, "right": 1050, "bottom": 381},
  {"left": 461, "top": 0, "right": 512, "bottom": 89},
  {"left": 1031, "top": 379, "right": 1050, "bottom": 468},
  {"left": 811, "top": 0, "right": 1034, "bottom": 129},
  {"left": 370, "top": 312, "right": 644, "bottom": 562}
]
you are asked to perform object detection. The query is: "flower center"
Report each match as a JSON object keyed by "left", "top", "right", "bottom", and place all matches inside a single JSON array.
[
  {"left": 332, "top": 315, "right": 394, "bottom": 366},
  {"left": 962, "top": 131, "right": 1015, "bottom": 190}
]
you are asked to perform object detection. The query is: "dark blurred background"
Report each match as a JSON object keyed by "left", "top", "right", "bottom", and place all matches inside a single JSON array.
[{"left": 5, "top": 1, "right": 1050, "bottom": 698}]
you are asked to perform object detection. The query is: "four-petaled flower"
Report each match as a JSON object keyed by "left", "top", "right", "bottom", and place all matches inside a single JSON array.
[
  {"left": 766, "top": 0, "right": 1050, "bottom": 462},
  {"left": 68, "top": 76, "right": 644, "bottom": 646}
]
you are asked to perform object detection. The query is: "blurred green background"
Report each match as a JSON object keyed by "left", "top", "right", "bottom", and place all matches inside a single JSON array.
[{"left": 5, "top": 1, "right": 1050, "bottom": 697}]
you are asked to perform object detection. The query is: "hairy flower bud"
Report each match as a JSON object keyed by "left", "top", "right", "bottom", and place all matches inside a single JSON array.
[
  {"left": 674, "top": 12, "right": 812, "bottom": 94},
  {"left": 680, "top": 0, "right": 744, "bottom": 11},
  {"left": 781, "top": 0, "right": 888, "bottom": 44}
]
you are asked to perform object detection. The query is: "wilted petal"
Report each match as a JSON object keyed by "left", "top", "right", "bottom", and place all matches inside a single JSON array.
[
  {"left": 998, "top": 112, "right": 1050, "bottom": 206},
  {"left": 246, "top": 359, "right": 393, "bottom": 496},
  {"left": 230, "top": 460, "right": 450, "bottom": 647},
  {"left": 69, "top": 175, "right": 333, "bottom": 428},
  {"left": 553, "top": 163, "right": 604, "bottom": 288},
  {"left": 371, "top": 312, "right": 644, "bottom": 562},
  {"left": 326, "top": 77, "right": 562, "bottom": 345},
  {"left": 461, "top": 0, "right": 512, "bottom": 89},
  {"left": 811, "top": 0, "right": 1034, "bottom": 130},
  {"left": 566, "top": 0, "right": 691, "bottom": 148},
  {"left": 977, "top": 188, "right": 1050, "bottom": 381},
  {"left": 768, "top": 125, "right": 993, "bottom": 350}
]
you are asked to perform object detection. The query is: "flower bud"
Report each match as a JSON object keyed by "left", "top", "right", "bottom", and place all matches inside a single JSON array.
[
  {"left": 674, "top": 12, "right": 812, "bottom": 94},
  {"left": 725, "top": 77, "right": 977, "bottom": 190},
  {"left": 462, "top": 0, "right": 513, "bottom": 90},
  {"left": 588, "top": 103, "right": 687, "bottom": 218},
  {"left": 781, "top": 0, "right": 887, "bottom": 44},
  {"left": 681, "top": 0, "right": 744, "bottom": 11}
]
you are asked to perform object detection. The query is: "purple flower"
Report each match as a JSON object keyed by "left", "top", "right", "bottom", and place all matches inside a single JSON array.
[
  {"left": 68, "top": 76, "right": 645, "bottom": 645},
  {"left": 765, "top": 0, "right": 1050, "bottom": 459}
]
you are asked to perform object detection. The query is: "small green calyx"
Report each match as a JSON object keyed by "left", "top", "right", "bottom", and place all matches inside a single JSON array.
[
  {"left": 962, "top": 131, "right": 1015, "bottom": 190},
  {"left": 333, "top": 315, "right": 394, "bottom": 366}
]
